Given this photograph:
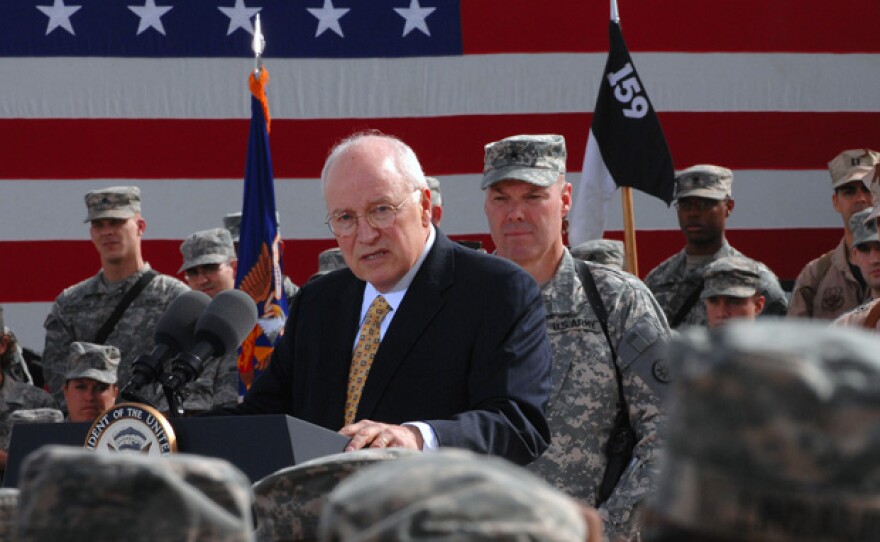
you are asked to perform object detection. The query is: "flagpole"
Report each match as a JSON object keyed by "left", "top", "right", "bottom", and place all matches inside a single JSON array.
[{"left": 611, "top": 0, "right": 639, "bottom": 276}]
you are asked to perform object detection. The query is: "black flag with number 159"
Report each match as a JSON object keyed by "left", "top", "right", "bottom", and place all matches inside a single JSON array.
[{"left": 569, "top": 20, "right": 675, "bottom": 244}]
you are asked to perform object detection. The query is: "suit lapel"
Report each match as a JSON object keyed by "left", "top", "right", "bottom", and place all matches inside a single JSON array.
[
  {"left": 323, "top": 275, "right": 364, "bottom": 427},
  {"left": 355, "top": 232, "right": 454, "bottom": 421}
]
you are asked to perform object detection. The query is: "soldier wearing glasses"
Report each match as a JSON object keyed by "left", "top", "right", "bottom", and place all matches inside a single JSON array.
[
  {"left": 214, "top": 132, "right": 552, "bottom": 465},
  {"left": 644, "top": 165, "right": 787, "bottom": 328}
]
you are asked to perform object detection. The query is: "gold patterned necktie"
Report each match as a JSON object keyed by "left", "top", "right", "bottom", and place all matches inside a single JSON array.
[{"left": 344, "top": 295, "right": 391, "bottom": 426}]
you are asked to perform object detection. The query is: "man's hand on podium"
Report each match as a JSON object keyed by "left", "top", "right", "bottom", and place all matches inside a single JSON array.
[{"left": 340, "top": 420, "right": 424, "bottom": 451}]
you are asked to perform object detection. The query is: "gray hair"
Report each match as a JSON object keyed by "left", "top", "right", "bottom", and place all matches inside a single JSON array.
[{"left": 320, "top": 131, "right": 428, "bottom": 198}]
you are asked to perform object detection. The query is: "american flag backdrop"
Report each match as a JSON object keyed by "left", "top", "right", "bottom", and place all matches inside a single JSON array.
[{"left": 1, "top": 0, "right": 879, "bottom": 351}]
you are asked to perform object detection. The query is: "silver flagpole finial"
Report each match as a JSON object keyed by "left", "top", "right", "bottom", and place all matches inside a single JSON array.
[
  {"left": 252, "top": 13, "right": 265, "bottom": 77},
  {"left": 611, "top": 0, "right": 620, "bottom": 24}
]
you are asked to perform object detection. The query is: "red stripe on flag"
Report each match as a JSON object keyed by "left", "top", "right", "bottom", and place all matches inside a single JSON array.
[
  {"left": 1, "top": 229, "right": 842, "bottom": 303},
  {"left": 3, "top": 113, "right": 879, "bottom": 180},
  {"left": 461, "top": 0, "right": 880, "bottom": 54}
]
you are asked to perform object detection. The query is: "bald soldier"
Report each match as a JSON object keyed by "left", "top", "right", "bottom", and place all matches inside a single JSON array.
[
  {"left": 43, "top": 186, "right": 189, "bottom": 411},
  {"left": 644, "top": 165, "right": 787, "bottom": 328}
]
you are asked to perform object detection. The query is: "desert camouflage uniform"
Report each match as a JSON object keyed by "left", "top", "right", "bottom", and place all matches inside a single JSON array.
[
  {"left": 0, "top": 374, "right": 57, "bottom": 450},
  {"left": 42, "top": 264, "right": 189, "bottom": 410},
  {"left": 645, "top": 240, "right": 787, "bottom": 327},
  {"left": 788, "top": 238, "right": 870, "bottom": 320},
  {"left": 528, "top": 250, "right": 670, "bottom": 540},
  {"left": 321, "top": 449, "right": 588, "bottom": 542},
  {"left": 833, "top": 297, "right": 880, "bottom": 330}
]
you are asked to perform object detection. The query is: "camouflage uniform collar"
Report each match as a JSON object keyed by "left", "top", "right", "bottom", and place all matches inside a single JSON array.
[
  {"left": 95, "top": 263, "right": 154, "bottom": 293},
  {"left": 541, "top": 250, "right": 584, "bottom": 316},
  {"left": 678, "top": 239, "right": 734, "bottom": 278}
]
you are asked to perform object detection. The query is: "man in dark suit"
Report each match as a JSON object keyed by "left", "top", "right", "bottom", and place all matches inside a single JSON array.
[{"left": 222, "top": 132, "right": 552, "bottom": 465}]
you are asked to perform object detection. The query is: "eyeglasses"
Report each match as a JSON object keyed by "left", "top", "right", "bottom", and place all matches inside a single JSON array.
[
  {"left": 674, "top": 198, "right": 723, "bottom": 212},
  {"left": 326, "top": 191, "right": 417, "bottom": 238},
  {"left": 184, "top": 263, "right": 223, "bottom": 279}
]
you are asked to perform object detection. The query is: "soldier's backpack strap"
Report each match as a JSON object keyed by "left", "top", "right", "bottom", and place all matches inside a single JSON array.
[
  {"left": 863, "top": 301, "right": 880, "bottom": 330},
  {"left": 93, "top": 269, "right": 158, "bottom": 344},
  {"left": 574, "top": 259, "right": 636, "bottom": 506},
  {"left": 670, "top": 281, "right": 704, "bottom": 328}
]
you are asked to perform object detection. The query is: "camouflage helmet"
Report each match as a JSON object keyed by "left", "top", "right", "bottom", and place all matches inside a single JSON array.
[
  {"left": 647, "top": 320, "right": 880, "bottom": 541},
  {"left": 319, "top": 448, "right": 588, "bottom": 542},
  {"left": 569, "top": 239, "right": 625, "bottom": 269},
  {"left": 850, "top": 208, "right": 880, "bottom": 248},
  {"left": 15, "top": 446, "right": 254, "bottom": 542},
  {"left": 0, "top": 488, "right": 18, "bottom": 542},
  {"left": 84, "top": 186, "right": 141, "bottom": 223},
  {"left": 310, "top": 247, "right": 347, "bottom": 281},
  {"left": 65, "top": 341, "right": 120, "bottom": 385},
  {"left": 701, "top": 255, "right": 762, "bottom": 300},
  {"left": 827, "top": 148, "right": 880, "bottom": 190},
  {"left": 179, "top": 228, "right": 237, "bottom": 273},
  {"left": 253, "top": 448, "right": 418, "bottom": 542},
  {"left": 673, "top": 165, "right": 733, "bottom": 201},
  {"left": 481, "top": 134, "right": 566, "bottom": 190}
]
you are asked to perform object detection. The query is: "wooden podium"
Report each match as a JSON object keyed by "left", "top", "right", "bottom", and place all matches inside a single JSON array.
[{"left": 3, "top": 414, "right": 349, "bottom": 487}]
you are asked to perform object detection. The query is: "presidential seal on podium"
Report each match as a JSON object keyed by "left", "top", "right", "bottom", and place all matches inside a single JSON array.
[{"left": 84, "top": 403, "right": 177, "bottom": 456}]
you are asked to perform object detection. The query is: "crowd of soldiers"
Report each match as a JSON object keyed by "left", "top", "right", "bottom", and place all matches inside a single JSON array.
[{"left": 0, "top": 135, "right": 878, "bottom": 542}]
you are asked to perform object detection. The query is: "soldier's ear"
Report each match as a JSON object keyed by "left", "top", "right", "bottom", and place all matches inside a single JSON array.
[{"left": 135, "top": 215, "right": 147, "bottom": 236}]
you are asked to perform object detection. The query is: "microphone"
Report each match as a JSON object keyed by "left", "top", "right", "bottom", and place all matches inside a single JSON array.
[
  {"left": 121, "top": 290, "right": 211, "bottom": 402},
  {"left": 163, "top": 289, "right": 258, "bottom": 393}
]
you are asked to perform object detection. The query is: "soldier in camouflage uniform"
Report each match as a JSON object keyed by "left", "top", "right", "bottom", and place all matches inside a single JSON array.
[
  {"left": 643, "top": 320, "right": 880, "bottom": 542},
  {"left": 482, "top": 134, "right": 670, "bottom": 540},
  {"left": 15, "top": 445, "right": 254, "bottom": 542},
  {"left": 42, "top": 186, "right": 189, "bottom": 411},
  {"left": 0, "top": 488, "right": 17, "bottom": 541},
  {"left": 0, "top": 306, "right": 58, "bottom": 472},
  {"left": 788, "top": 149, "right": 878, "bottom": 320},
  {"left": 835, "top": 192, "right": 880, "bottom": 330},
  {"left": 253, "top": 448, "right": 417, "bottom": 542},
  {"left": 0, "top": 305, "right": 37, "bottom": 386},
  {"left": 701, "top": 255, "right": 766, "bottom": 328},
  {"left": 179, "top": 228, "right": 240, "bottom": 411},
  {"left": 224, "top": 211, "right": 300, "bottom": 305},
  {"left": 570, "top": 239, "right": 626, "bottom": 269},
  {"left": 320, "top": 449, "right": 596, "bottom": 542},
  {"left": 308, "top": 247, "right": 348, "bottom": 283},
  {"left": 426, "top": 175, "right": 443, "bottom": 226},
  {"left": 61, "top": 342, "right": 120, "bottom": 423},
  {"left": 644, "top": 165, "right": 787, "bottom": 328}
]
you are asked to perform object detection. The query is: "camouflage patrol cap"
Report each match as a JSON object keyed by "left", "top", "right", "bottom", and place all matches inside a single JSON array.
[
  {"left": 253, "top": 448, "right": 418, "bottom": 542},
  {"left": 311, "top": 247, "right": 347, "bottom": 280},
  {"left": 570, "top": 239, "right": 625, "bottom": 269},
  {"left": 84, "top": 186, "right": 141, "bottom": 223},
  {"left": 850, "top": 208, "right": 880, "bottom": 248},
  {"left": 827, "top": 148, "right": 880, "bottom": 190},
  {"left": 9, "top": 408, "right": 64, "bottom": 424},
  {"left": 0, "top": 488, "right": 18, "bottom": 542},
  {"left": 224, "top": 212, "right": 242, "bottom": 243},
  {"left": 319, "top": 448, "right": 589, "bottom": 542},
  {"left": 16, "top": 446, "right": 254, "bottom": 542},
  {"left": 426, "top": 176, "right": 442, "bottom": 207},
  {"left": 65, "top": 341, "right": 120, "bottom": 385},
  {"left": 179, "top": 228, "right": 237, "bottom": 273},
  {"left": 673, "top": 165, "right": 733, "bottom": 201},
  {"left": 863, "top": 165, "right": 880, "bottom": 223},
  {"left": 481, "top": 134, "right": 567, "bottom": 189},
  {"left": 647, "top": 321, "right": 880, "bottom": 541},
  {"left": 701, "top": 255, "right": 761, "bottom": 300}
]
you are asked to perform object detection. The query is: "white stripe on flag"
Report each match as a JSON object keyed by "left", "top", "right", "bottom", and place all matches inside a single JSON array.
[{"left": 569, "top": 129, "right": 617, "bottom": 245}]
